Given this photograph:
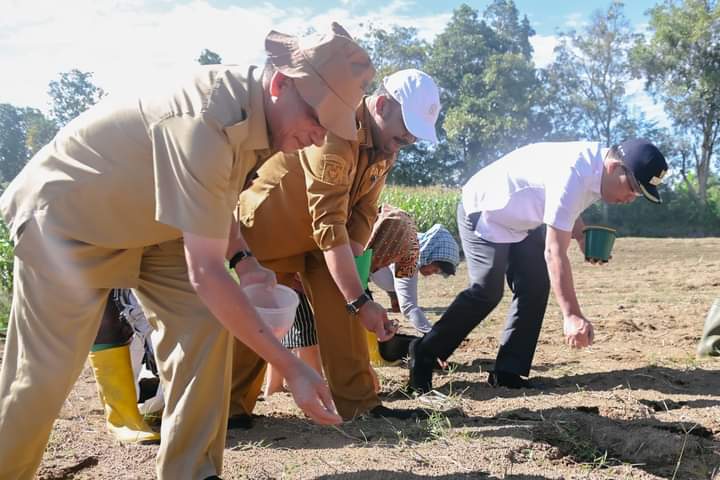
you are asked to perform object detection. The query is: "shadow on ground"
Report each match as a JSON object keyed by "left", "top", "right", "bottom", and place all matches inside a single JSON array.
[
  {"left": 423, "top": 363, "right": 720, "bottom": 401},
  {"left": 481, "top": 406, "right": 720, "bottom": 480},
  {"left": 314, "top": 471, "right": 549, "bottom": 479}
]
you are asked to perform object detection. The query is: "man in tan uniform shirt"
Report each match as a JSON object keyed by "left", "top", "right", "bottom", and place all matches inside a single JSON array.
[
  {"left": 0, "top": 23, "right": 373, "bottom": 480},
  {"left": 230, "top": 69, "right": 441, "bottom": 420}
]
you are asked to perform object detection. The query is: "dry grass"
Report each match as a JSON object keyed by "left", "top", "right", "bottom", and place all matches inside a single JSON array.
[{"left": 1, "top": 237, "right": 719, "bottom": 479}]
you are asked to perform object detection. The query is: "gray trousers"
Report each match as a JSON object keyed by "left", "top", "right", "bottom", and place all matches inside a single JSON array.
[{"left": 419, "top": 202, "right": 550, "bottom": 376}]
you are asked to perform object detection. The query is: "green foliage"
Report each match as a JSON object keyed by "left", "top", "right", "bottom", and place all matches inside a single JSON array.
[
  {"left": 382, "top": 182, "right": 720, "bottom": 243},
  {"left": 0, "top": 222, "right": 12, "bottom": 333},
  {"left": 0, "top": 104, "right": 27, "bottom": 183},
  {"left": 359, "top": 27, "right": 462, "bottom": 185},
  {"left": 631, "top": 0, "right": 720, "bottom": 208},
  {"left": 427, "top": 2, "right": 547, "bottom": 179},
  {"left": 48, "top": 69, "right": 105, "bottom": 127},
  {"left": 23, "top": 109, "right": 58, "bottom": 158},
  {"left": 0, "top": 105, "right": 58, "bottom": 184},
  {"left": 380, "top": 186, "right": 461, "bottom": 239},
  {"left": 584, "top": 177, "right": 720, "bottom": 236},
  {"left": 541, "top": 1, "right": 638, "bottom": 147},
  {"left": 360, "top": 25, "right": 429, "bottom": 91},
  {"left": 0, "top": 223, "right": 13, "bottom": 292},
  {"left": 197, "top": 48, "right": 222, "bottom": 65}
]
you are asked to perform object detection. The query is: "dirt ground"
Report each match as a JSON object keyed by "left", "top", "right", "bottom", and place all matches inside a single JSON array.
[{"left": 1, "top": 237, "right": 719, "bottom": 479}]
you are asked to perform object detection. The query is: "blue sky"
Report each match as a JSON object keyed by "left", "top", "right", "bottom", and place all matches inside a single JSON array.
[{"left": 0, "top": 0, "right": 664, "bottom": 122}]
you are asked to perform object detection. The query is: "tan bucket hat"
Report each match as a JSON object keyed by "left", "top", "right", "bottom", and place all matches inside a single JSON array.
[{"left": 265, "top": 22, "right": 375, "bottom": 141}]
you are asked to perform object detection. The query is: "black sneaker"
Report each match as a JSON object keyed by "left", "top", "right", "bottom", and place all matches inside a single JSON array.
[
  {"left": 227, "top": 414, "right": 254, "bottom": 429},
  {"left": 369, "top": 405, "right": 430, "bottom": 420},
  {"left": 487, "top": 370, "right": 543, "bottom": 389},
  {"left": 408, "top": 338, "right": 434, "bottom": 394}
]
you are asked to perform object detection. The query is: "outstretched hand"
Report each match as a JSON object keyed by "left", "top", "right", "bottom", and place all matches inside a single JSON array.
[
  {"left": 284, "top": 362, "right": 343, "bottom": 425},
  {"left": 358, "top": 301, "right": 397, "bottom": 342},
  {"left": 563, "top": 314, "right": 594, "bottom": 349}
]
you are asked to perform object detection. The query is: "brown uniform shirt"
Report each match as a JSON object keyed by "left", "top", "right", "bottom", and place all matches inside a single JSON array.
[
  {"left": 0, "top": 66, "right": 272, "bottom": 285},
  {"left": 237, "top": 98, "right": 394, "bottom": 268}
]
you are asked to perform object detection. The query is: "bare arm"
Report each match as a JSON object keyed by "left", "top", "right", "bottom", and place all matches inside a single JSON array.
[
  {"left": 322, "top": 243, "right": 395, "bottom": 341},
  {"left": 571, "top": 216, "right": 586, "bottom": 254},
  {"left": 183, "top": 231, "right": 341, "bottom": 424},
  {"left": 545, "top": 225, "right": 594, "bottom": 348},
  {"left": 226, "top": 217, "right": 276, "bottom": 287},
  {"left": 324, "top": 243, "right": 366, "bottom": 301},
  {"left": 349, "top": 240, "right": 365, "bottom": 257}
]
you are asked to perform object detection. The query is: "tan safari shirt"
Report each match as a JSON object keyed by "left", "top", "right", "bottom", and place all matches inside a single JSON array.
[
  {"left": 237, "top": 98, "right": 395, "bottom": 269},
  {"left": 0, "top": 65, "right": 272, "bottom": 285}
]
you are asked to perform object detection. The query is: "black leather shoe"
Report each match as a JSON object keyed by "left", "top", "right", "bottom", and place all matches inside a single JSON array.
[
  {"left": 204, "top": 476, "right": 222, "bottom": 480},
  {"left": 408, "top": 338, "right": 434, "bottom": 394},
  {"left": 369, "top": 405, "right": 429, "bottom": 420},
  {"left": 487, "top": 370, "right": 544, "bottom": 389},
  {"left": 227, "top": 414, "right": 254, "bottom": 429}
]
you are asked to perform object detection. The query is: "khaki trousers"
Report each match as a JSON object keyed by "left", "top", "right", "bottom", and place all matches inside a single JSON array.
[
  {"left": 230, "top": 250, "right": 379, "bottom": 420},
  {"left": 0, "top": 231, "right": 232, "bottom": 479}
]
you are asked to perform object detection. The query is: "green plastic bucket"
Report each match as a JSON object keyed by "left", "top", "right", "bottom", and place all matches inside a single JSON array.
[
  {"left": 354, "top": 249, "right": 373, "bottom": 289},
  {"left": 582, "top": 226, "right": 617, "bottom": 262},
  {"left": 354, "top": 249, "right": 392, "bottom": 366}
]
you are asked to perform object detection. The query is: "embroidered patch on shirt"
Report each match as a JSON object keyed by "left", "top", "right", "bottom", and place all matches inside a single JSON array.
[{"left": 320, "top": 154, "right": 349, "bottom": 185}]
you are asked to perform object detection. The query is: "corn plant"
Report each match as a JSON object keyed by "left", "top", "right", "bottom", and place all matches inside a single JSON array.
[{"left": 381, "top": 186, "right": 461, "bottom": 240}]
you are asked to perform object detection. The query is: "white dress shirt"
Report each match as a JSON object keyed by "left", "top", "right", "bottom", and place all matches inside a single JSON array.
[{"left": 462, "top": 141, "right": 605, "bottom": 243}]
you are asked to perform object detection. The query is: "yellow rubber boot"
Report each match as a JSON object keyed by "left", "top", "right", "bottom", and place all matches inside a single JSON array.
[{"left": 88, "top": 345, "right": 161, "bottom": 444}]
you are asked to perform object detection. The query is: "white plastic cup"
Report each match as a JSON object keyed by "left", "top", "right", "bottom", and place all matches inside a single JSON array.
[{"left": 243, "top": 284, "right": 299, "bottom": 339}]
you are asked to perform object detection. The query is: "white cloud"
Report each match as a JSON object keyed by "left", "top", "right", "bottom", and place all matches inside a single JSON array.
[
  {"left": 530, "top": 34, "right": 559, "bottom": 68},
  {"left": 626, "top": 78, "right": 669, "bottom": 127},
  {"left": 563, "top": 12, "right": 587, "bottom": 30},
  {"left": 0, "top": 0, "right": 450, "bottom": 112}
]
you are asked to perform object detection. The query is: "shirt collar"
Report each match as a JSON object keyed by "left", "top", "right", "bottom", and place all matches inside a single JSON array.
[
  {"left": 245, "top": 66, "right": 271, "bottom": 153},
  {"left": 590, "top": 146, "right": 606, "bottom": 197},
  {"left": 357, "top": 97, "right": 397, "bottom": 165},
  {"left": 356, "top": 98, "right": 374, "bottom": 150}
]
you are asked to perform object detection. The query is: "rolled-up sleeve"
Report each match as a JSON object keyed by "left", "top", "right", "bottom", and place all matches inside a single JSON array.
[
  {"left": 150, "top": 115, "right": 235, "bottom": 239},
  {"left": 347, "top": 168, "right": 388, "bottom": 246},
  {"left": 300, "top": 144, "right": 353, "bottom": 251}
]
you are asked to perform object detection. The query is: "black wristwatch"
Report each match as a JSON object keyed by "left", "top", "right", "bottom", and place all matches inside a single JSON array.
[
  {"left": 228, "top": 250, "right": 253, "bottom": 269},
  {"left": 346, "top": 292, "right": 372, "bottom": 314}
]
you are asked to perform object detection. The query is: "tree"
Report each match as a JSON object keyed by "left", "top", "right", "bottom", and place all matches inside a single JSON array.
[
  {"left": 426, "top": 2, "right": 546, "bottom": 181},
  {"left": 197, "top": 49, "right": 222, "bottom": 65},
  {"left": 632, "top": 0, "right": 720, "bottom": 208},
  {"left": 48, "top": 69, "right": 105, "bottom": 127},
  {"left": 22, "top": 108, "right": 57, "bottom": 158},
  {"left": 541, "top": 1, "right": 638, "bottom": 147},
  {"left": 359, "top": 26, "right": 452, "bottom": 184},
  {"left": 0, "top": 104, "right": 27, "bottom": 183},
  {"left": 360, "top": 26, "right": 429, "bottom": 89}
]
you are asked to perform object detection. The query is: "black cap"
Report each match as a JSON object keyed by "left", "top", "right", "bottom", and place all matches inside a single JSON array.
[{"left": 617, "top": 138, "right": 669, "bottom": 204}]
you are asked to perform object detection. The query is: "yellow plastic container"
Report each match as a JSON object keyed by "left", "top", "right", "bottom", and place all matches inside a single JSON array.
[{"left": 354, "top": 250, "right": 393, "bottom": 366}]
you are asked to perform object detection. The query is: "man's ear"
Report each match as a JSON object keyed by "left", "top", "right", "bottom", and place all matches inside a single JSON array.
[
  {"left": 607, "top": 159, "right": 623, "bottom": 176},
  {"left": 376, "top": 94, "right": 391, "bottom": 118},
  {"left": 269, "top": 71, "right": 292, "bottom": 98}
]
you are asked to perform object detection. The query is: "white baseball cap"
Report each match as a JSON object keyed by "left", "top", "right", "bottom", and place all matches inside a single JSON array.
[{"left": 382, "top": 69, "right": 441, "bottom": 144}]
